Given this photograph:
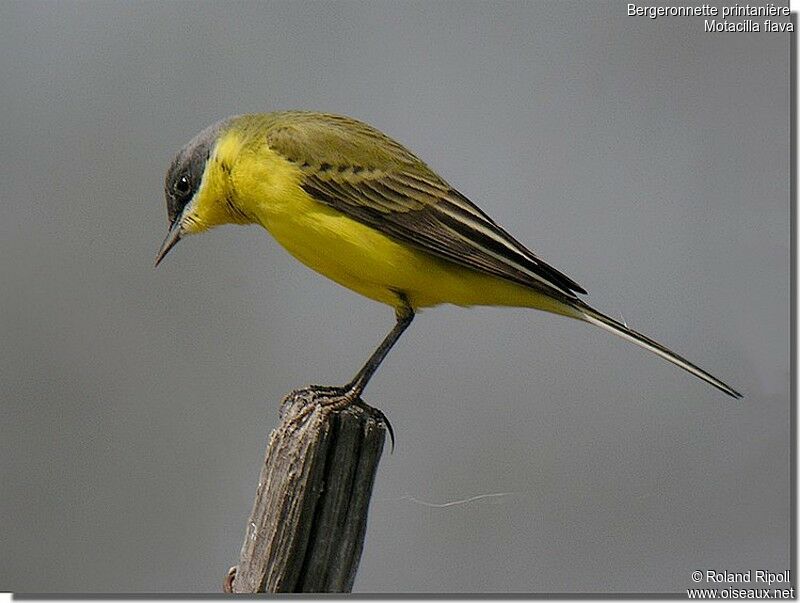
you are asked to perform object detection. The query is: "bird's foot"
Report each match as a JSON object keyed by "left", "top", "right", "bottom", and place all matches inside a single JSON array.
[
  {"left": 282, "top": 384, "right": 395, "bottom": 451},
  {"left": 282, "top": 384, "right": 358, "bottom": 431}
]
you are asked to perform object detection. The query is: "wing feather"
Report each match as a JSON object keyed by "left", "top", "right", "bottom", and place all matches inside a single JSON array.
[{"left": 265, "top": 112, "right": 586, "bottom": 297}]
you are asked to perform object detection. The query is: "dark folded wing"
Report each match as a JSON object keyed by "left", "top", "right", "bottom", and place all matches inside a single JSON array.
[
  {"left": 302, "top": 169, "right": 585, "bottom": 298},
  {"left": 265, "top": 112, "right": 586, "bottom": 298}
]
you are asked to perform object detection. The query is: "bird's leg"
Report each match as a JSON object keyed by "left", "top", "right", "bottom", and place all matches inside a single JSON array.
[
  {"left": 341, "top": 297, "right": 415, "bottom": 403},
  {"left": 286, "top": 298, "right": 413, "bottom": 439}
]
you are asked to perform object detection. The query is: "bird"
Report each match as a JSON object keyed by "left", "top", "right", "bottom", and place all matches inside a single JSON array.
[{"left": 155, "top": 111, "right": 741, "bottom": 402}]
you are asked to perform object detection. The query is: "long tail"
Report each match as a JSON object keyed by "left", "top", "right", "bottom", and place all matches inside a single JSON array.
[{"left": 575, "top": 302, "right": 742, "bottom": 398}]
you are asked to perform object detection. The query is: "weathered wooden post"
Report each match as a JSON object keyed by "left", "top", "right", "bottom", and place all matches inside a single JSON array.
[{"left": 225, "top": 386, "right": 389, "bottom": 593}]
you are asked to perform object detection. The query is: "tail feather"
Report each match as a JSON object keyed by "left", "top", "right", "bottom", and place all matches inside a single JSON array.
[{"left": 577, "top": 303, "right": 742, "bottom": 399}]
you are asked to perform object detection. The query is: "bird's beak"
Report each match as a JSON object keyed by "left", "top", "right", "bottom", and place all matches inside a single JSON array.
[{"left": 154, "top": 219, "right": 183, "bottom": 267}]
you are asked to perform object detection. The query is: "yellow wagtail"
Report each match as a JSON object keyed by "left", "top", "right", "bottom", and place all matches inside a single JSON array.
[{"left": 155, "top": 112, "right": 741, "bottom": 401}]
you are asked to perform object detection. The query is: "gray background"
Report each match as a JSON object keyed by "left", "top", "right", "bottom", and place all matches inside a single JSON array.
[{"left": 0, "top": 0, "right": 790, "bottom": 594}]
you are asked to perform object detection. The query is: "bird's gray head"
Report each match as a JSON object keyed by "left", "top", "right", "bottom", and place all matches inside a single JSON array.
[{"left": 156, "top": 118, "right": 234, "bottom": 266}]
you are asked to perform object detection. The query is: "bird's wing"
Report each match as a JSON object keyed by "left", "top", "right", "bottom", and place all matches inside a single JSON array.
[{"left": 265, "top": 112, "right": 586, "bottom": 297}]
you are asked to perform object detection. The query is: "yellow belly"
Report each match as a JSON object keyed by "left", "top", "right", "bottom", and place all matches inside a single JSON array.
[{"left": 252, "top": 186, "right": 574, "bottom": 317}]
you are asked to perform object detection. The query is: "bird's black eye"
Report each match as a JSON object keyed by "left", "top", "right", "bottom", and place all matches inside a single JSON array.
[{"left": 175, "top": 174, "right": 191, "bottom": 196}]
